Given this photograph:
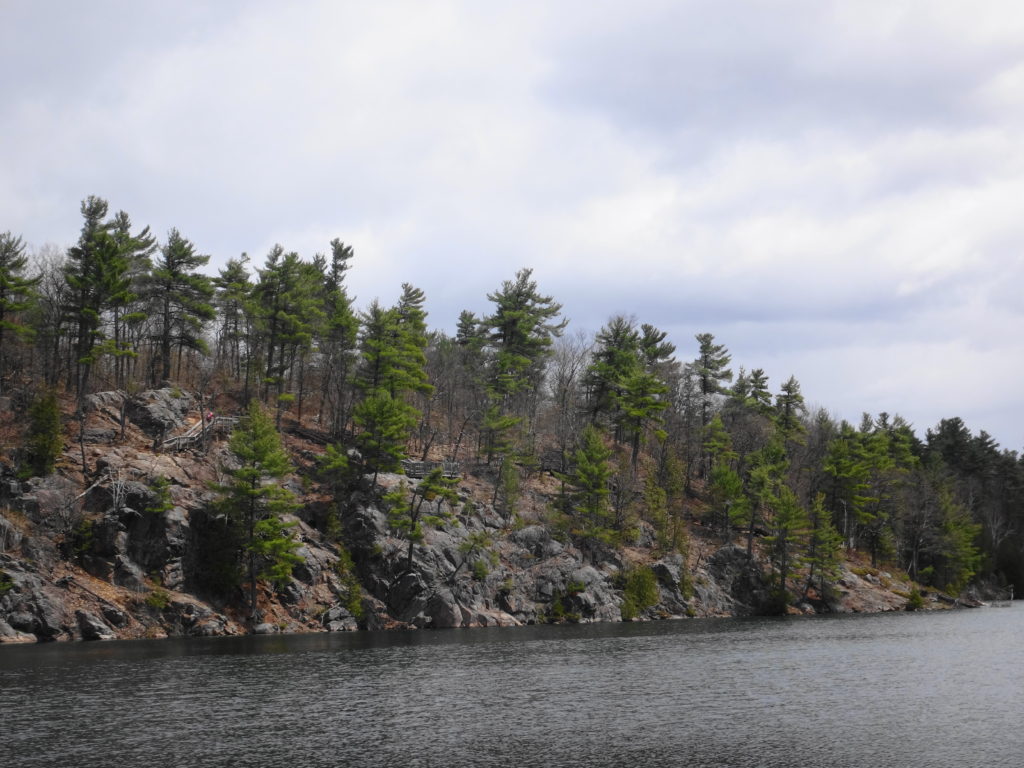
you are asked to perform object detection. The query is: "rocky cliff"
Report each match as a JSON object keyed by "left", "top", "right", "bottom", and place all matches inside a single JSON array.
[{"left": 0, "top": 389, "right": 947, "bottom": 644}]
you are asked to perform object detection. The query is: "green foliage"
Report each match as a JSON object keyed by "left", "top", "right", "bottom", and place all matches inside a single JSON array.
[
  {"left": 556, "top": 425, "right": 620, "bottom": 552},
  {"left": 24, "top": 391, "right": 62, "bottom": 478},
  {"left": 495, "top": 456, "right": 520, "bottom": 520},
  {"left": 542, "top": 589, "right": 581, "bottom": 624},
  {"left": 388, "top": 468, "right": 460, "bottom": 572},
  {"left": 353, "top": 389, "right": 417, "bottom": 483},
  {"left": 708, "top": 461, "right": 746, "bottom": 539},
  {"left": 72, "top": 518, "right": 95, "bottom": 559},
  {"left": 0, "top": 231, "right": 40, "bottom": 378},
  {"left": 456, "top": 531, "right": 498, "bottom": 582},
  {"left": 251, "top": 516, "right": 303, "bottom": 586},
  {"left": 147, "top": 228, "right": 215, "bottom": 382},
  {"left": 145, "top": 587, "right": 170, "bottom": 611},
  {"left": 694, "top": 333, "right": 733, "bottom": 426},
  {"left": 620, "top": 566, "right": 659, "bottom": 621},
  {"left": 764, "top": 485, "right": 808, "bottom": 603},
  {"left": 0, "top": 570, "right": 13, "bottom": 598},
  {"left": 471, "top": 558, "right": 490, "bottom": 581},
  {"left": 804, "top": 493, "right": 844, "bottom": 598},
  {"left": 214, "top": 401, "right": 299, "bottom": 620},
  {"left": 775, "top": 375, "right": 806, "bottom": 445},
  {"left": 333, "top": 544, "right": 365, "bottom": 620},
  {"left": 483, "top": 268, "right": 566, "bottom": 398},
  {"left": 905, "top": 585, "right": 925, "bottom": 611},
  {"left": 584, "top": 316, "right": 671, "bottom": 472},
  {"left": 145, "top": 476, "right": 174, "bottom": 516}
]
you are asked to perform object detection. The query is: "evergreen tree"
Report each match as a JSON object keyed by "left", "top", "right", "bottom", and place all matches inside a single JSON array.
[
  {"left": 694, "top": 333, "right": 733, "bottom": 478},
  {"left": 775, "top": 375, "right": 806, "bottom": 445},
  {"left": 314, "top": 240, "right": 358, "bottom": 435},
  {"left": 483, "top": 268, "right": 566, "bottom": 398},
  {"left": 585, "top": 316, "right": 668, "bottom": 473},
  {"left": 213, "top": 255, "right": 252, "bottom": 382},
  {"left": 742, "top": 439, "right": 788, "bottom": 557},
  {"left": 215, "top": 401, "right": 299, "bottom": 628},
  {"left": 353, "top": 389, "right": 417, "bottom": 487},
  {"left": 0, "top": 231, "right": 39, "bottom": 391},
  {"left": 803, "top": 493, "right": 843, "bottom": 599},
  {"left": 392, "top": 283, "right": 433, "bottom": 398},
  {"left": 253, "top": 246, "right": 323, "bottom": 412},
  {"left": 556, "top": 425, "right": 616, "bottom": 557},
  {"left": 694, "top": 332, "right": 733, "bottom": 428},
  {"left": 106, "top": 210, "right": 156, "bottom": 389},
  {"left": 765, "top": 484, "right": 808, "bottom": 608},
  {"left": 387, "top": 467, "right": 459, "bottom": 573},
  {"left": 148, "top": 228, "right": 215, "bottom": 384},
  {"left": 24, "top": 391, "right": 62, "bottom": 478},
  {"left": 63, "top": 197, "right": 154, "bottom": 396}
]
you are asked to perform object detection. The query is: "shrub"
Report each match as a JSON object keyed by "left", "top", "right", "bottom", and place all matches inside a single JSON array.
[
  {"left": 145, "top": 477, "right": 174, "bottom": 516},
  {"left": 333, "top": 544, "right": 364, "bottom": 620},
  {"left": 471, "top": 558, "right": 489, "bottom": 581},
  {"left": 145, "top": 588, "right": 170, "bottom": 611},
  {"left": 906, "top": 586, "right": 925, "bottom": 611},
  {"left": 23, "top": 391, "right": 62, "bottom": 478},
  {"left": 620, "top": 566, "right": 659, "bottom": 621}
]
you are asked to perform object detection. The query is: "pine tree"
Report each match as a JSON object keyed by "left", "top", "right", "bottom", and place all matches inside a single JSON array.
[
  {"left": 387, "top": 467, "right": 459, "bottom": 573},
  {"left": 556, "top": 425, "right": 616, "bottom": 556},
  {"left": 0, "top": 231, "right": 40, "bottom": 391},
  {"left": 484, "top": 268, "right": 566, "bottom": 395},
  {"left": 253, "top": 247, "right": 324, "bottom": 414},
  {"left": 765, "top": 484, "right": 808, "bottom": 609},
  {"left": 147, "top": 229, "right": 215, "bottom": 384},
  {"left": 24, "top": 391, "right": 62, "bottom": 478},
  {"left": 694, "top": 332, "right": 733, "bottom": 427},
  {"left": 213, "top": 255, "right": 252, "bottom": 382},
  {"left": 215, "top": 401, "right": 299, "bottom": 629},
  {"left": 63, "top": 197, "right": 154, "bottom": 396},
  {"left": 353, "top": 390, "right": 417, "bottom": 487},
  {"left": 775, "top": 375, "right": 806, "bottom": 446},
  {"left": 314, "top": 240, "right": 358, "bottom": 436},
  {"left": 803, "top": 493, "right": 843, "bottom": 600},
  {"left": 106, "top": 210, "right": 156, "bottom": 389},
  {"left": 694, "top": 333, "right": 733, "bottom": 478},
  {"left": 742, "top": 439, "right": 788, "bottom": 557}
]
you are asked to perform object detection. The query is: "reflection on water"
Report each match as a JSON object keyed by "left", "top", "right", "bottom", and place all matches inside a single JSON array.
[{"left": 2, "top": 609, "right": 1022, "bottom": 767}]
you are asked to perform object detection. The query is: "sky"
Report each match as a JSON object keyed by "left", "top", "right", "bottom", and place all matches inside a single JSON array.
[{"left": 2, "top": 0, "right": 1023, "bottom": 451}]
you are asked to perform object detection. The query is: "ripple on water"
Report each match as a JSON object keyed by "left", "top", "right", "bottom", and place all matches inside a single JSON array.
[{"left": 1, "top": 609, "right": 1022, "bottom": 767}]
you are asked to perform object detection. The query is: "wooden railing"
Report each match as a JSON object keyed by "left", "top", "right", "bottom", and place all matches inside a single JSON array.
[
  {"left": 159, "top": 416, "right": 238, "bottom": 452},
  {"left": 401, "top": 459, "right": 460, "bottom": 479}
]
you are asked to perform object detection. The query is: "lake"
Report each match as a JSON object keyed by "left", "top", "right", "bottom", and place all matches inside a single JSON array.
[{"left": 1, "top": 608, "right": 1021, "bottom": 767}]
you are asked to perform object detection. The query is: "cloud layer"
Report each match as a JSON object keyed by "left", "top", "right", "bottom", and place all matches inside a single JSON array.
[{"left": 3, "top": 0, "right": 1023, "bottom": 448}]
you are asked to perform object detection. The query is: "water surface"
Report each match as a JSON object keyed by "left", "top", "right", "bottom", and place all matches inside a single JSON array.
[{"left": 2, "top": 609, "right": 1021, "bottom": 767}]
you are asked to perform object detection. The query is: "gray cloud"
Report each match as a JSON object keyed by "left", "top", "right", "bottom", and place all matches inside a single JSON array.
[{"left": 2, "top": 0, "right": 1023, "bottom": 449}]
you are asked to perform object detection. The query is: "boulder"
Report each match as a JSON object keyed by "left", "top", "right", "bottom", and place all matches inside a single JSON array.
[
  {"left": 76, "top": 610, "right": 116, "bottom": 641},
  {"left": 125, "top": 388, "right": 194, "bottom": 438},
  {"left": 0, "top": 617, "right": 36, "bottom": 643},
  {"left": 112, "top": 555, "right": 147, "bottom": 592}
]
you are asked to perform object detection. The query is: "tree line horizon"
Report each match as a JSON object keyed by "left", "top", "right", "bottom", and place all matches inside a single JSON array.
[{"left": 2, "top": 195, "right": 1021, "bottom": 603}]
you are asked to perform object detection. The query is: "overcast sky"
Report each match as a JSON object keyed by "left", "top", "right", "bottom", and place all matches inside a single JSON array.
[{"left": 3, "top": 1, "right": 1023, "bottom": 450}]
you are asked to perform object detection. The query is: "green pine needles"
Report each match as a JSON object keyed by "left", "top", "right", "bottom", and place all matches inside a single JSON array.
[{"left": 214, "top": 400, "right": 301, "bottom": 628}]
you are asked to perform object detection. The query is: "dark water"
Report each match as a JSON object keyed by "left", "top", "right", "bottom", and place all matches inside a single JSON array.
[{"left": 2, "top": 608, "right": 1022, "bottom": 767}]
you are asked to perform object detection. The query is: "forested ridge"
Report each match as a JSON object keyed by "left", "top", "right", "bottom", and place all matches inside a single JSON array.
[{"left": 0, "top": 196, "right": 1020, "bottom": 637}]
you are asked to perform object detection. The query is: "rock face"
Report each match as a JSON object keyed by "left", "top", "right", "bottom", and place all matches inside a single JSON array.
[
  {"left": 124, "top": 388, "right": 194, "bottom": 438},
  {"left": 0, "top": 387, "right": 937, "bottom": 644}
]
